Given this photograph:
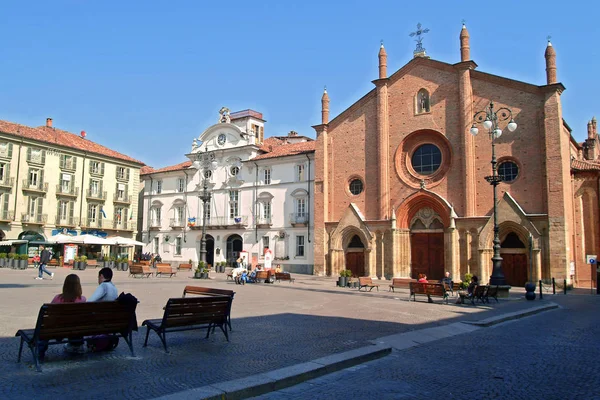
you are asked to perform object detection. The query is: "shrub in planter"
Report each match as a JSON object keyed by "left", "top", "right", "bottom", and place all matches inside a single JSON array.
[
  {"left": 80, "top": 256, "right": 88, "bottom": 271},
  {"left": 119, "top": 257, "right": 129, "bottom": 271},
  {"left": 195, "top": 261, "right": 206, "bottom": 279},
  {"left": 0, "top": 252, "right": 6, "bottom": 267},
  {"left": 7, "top": 253, "right": 16, "bottom": 268},
  {"left": 21, "top": 254, "right": 29, "bottom": 269},
  {"left": 73, "top": 256, "right": 81, "bottom": 270},
  {"left": 338, "top": 269, "right": 352, "bottom": 287},
  {"left": 109, "top": 256, "right": 117, "bottom": 269}
]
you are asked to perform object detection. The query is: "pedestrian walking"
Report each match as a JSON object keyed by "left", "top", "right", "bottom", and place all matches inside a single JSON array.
[{"left": 35, "top": 245, "right": 54, "bottom": 280}]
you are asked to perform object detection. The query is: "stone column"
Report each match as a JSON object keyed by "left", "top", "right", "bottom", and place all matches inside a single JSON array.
[{"left": 396, "top": 229, "right": 411, "bottom": 277}]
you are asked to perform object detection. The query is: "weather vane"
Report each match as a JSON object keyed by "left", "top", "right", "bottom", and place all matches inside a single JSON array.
[{"left": 409, "top": 23, "right": 430, "bottom": 57}]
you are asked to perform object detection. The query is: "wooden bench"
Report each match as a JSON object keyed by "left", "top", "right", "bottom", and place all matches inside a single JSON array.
[
  {"left": 130, "top": 264, "right": 153, "bottom": 278},
  {"left": 358, "top": 277, "right": 380, "bottom": 292},
  {"left": 389, "top": 278, "right": 416, "bottom": 292},
  {"left": 182, "top": 286, "right": 235, "bottom": 331},
  {"left": 275, "top": 272, "right": 295, "bottom": 283},
  {"left": 485, "top": 285, "right": 499, "bottom": 303},
  {"left": 225, "top": 268, "right": 234, "bottom": 280},
  {"left": 178, "top": 263, "right": 192, "bottom": 271},
  {"left": 255, "top": 270, "right": 270, "bottom": 283},
  {"left": 47, "top": 259, "right": 59, "bottom": 268},
  {"left": 458, "top": 285, "right": 487, "bottom": 305},
  {"left": 15, "top": 301, "right": 137, "bottom": 372},
  {"left": 86, "top": 259, "right": 99, "bottom": 268},
  {"left": 156, "top": 263, "right": 176, "bottom": 277},
  {"left": 409, "top": 282, "right": 449, "bottom": 304},
  {"left": 142, "top": 296, "right": 231, "bottom": 352}
]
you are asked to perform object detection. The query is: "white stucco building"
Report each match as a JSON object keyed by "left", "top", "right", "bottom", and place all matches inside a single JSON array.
[{"left": 140, "top": 109, "right": 315, "bottom": 274}]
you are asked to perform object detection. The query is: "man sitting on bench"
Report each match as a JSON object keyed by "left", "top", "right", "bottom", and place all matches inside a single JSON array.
[{"left": 457, "top": 275, "right": 478, "bottom": 304}]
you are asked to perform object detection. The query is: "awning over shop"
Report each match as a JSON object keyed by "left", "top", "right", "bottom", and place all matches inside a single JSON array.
[{"left": 0, "top": 240, "right": 28, "bottom": 246}]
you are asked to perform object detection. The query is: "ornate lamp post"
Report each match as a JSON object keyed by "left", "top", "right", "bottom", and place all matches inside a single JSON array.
[
  {"left": 193, "top": 146, "right": 217, "bottom": 265},
  {"left": 470, "top": 101, "right": 517, "bottom": 285}
]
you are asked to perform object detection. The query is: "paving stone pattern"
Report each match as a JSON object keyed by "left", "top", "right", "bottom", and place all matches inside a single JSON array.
[
  {"left": 0, "top": 267, "right": 557, "bottom": 399},
  {"left": 256, "top": 295, "right": 600, "bottom": 400}
]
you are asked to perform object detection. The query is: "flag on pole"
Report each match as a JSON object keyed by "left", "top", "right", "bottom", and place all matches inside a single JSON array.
[
  {"left": 100, "top": 208, "right": 107, "bottom": 218},
  {"left": 129, "top": 210, "right": 134, "bottom": 221}
]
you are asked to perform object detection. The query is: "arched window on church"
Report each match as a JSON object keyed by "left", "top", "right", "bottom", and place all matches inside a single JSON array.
[{"left": 416, "top": 89, "right": 430, "bottom": 114}]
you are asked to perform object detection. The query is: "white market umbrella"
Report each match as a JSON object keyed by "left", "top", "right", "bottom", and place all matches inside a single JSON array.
[
  {"left": 47, "top": 234, "right": 84, "bottom": 244},
  {"left": 79, "top": 234, "right": 114, "bottom": 245},
  {"left": 110, "top": 236, "right": 145, "bottom": 246}
]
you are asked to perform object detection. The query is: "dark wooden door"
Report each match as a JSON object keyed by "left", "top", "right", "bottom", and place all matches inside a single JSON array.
[
  {"left": 501, "top": 253, "right": 528, "bottom": 287},
  {"left": 345, "top": 252, "right": 365, "bottom": 277},
  {"left": 411, "top": 233, "right": 445, "bottom": 280}
]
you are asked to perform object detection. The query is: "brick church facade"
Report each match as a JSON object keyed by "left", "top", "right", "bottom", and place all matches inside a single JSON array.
[{"left": 312, "top": 24, "right": 599, "bottom": 288}]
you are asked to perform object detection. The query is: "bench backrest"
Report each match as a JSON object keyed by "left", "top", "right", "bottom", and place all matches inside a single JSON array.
[
  {"left": 156, "top": 263, "right": 171, "bottom": 268},
  {"left": 179, "top": 263, "right": 192, "bottom": 270},
  {"left": 410, "top": 282, "right": 446, "bottom": 296},
  {"left": 486, "top": 285, "right": 499, "bottom": 297},
  {"left": 255, "top": 271, "right": 269, "bottom": 280},
  {"left": 87, "top": 260, "right": 98, "bottom": 266},
  {"left": 157, "top": 264, "right": 173, "bottom": 273},
  {"left": 391, "top": 278, "right": 416, "bottom": 288},
  {"left": 162, "top": 296, "right": 230, "bottom": 328},
  {"left": 183, "top": 286, "right": 235, "bottom": 299},
  {"left": 474, "top": 285, "right": 487, "bottom": 296},
  {"left": 130, "top": 264, "right": 147, "bottom": 274},
  {"left": 359, "top": 277, "right": 373, "bottom": 286},
  {"left": 275, "top": 272, "right": 291, "bottom": 280},
  {"left": 34, "top": 302, "right": 137, "bottom": 341}
]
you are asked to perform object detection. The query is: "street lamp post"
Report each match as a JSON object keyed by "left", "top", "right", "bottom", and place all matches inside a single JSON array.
[
  {"left": 193, "top": 146, "right": 217, "bottom": 265},
  {"left": 470, "top": 101, "right": 517, "bottom": 286}
]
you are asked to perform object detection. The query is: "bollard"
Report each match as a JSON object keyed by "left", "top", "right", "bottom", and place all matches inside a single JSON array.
[
  {"left": 552, "top": 277, "right": 556, "bottom": 295},
  {"left": 539, "top": 280, "right": 543, "bottom": 299},
  {"left": 564, "top": 279, "right": 567, "bottom": 295}
]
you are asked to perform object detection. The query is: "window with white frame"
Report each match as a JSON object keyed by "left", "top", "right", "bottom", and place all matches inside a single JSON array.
[
  {"left": 263, "top": 236, "right": 270, "bottom": 252},
  {"left": 156, "top": 180, "right": 162, "bottom": 194},
  {"left": 88, "top": 204, "right": 98, "bottom": 222},
  {"left": 229, "top": 190, "right": 239, "bottom": 218},
  {"left": 117, "top": 183, "right": 125, "bottom": 199},
  {"left": 61, "top": 173, "right": 72, "bottom": 192},
  {"left": 175, "top": 206, "right": 184, "bottom": 224},
  {"left": 175, "top": 237, "right": 182, "bottom": 255},
  {"left": 152, "top": 207, "right": 162, "bottom": 225},
  {"left": 59, "top": 200, "right": 68, "bottom": 220},
  {"left": 29, "top": 169, "right": 39, "bottom": 186},
  {"left": 29, "top": 196, "right": 39, "bottom": 216},
  {"left": 90, "top": 179, "right": 100, "bottom": 195},
  {"left": 177, "top": 178, "right": 185, "bottom": 193},
  {"left": 90, "top": 161, "right": 103, "bottom": 175},
  {"left": 296, "top": 164, "right": 305, "bottom": 181},
  {"left": 154, "top": 237, "right": 159, "bottom": 254},
  {"left": 263, "top": 201, "right": 271, "bottom": 219},
  {"left": 296, "top": 198, "right": 306, "bottom": 216},
  {"left": 115, "top": 207, "right": 124, "bottom": 224},
  {"left": 296, "top": 235, "right": 305, "bottom": 257},
  {"left": 0, "top": 162, "right": 6, "bottom": 181},
  {"left": 264, "top": 168, "right": 271, "bottom": 185}
]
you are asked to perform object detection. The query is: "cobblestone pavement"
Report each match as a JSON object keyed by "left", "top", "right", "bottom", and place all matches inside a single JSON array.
[
  {"left": 255, "top": 295, "right": 600, "bottom": 400},
  {"left": 0, "top": 267, "right": 561, "bottom": 399}
]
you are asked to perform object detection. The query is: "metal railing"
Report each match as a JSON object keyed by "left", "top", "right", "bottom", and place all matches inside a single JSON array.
[
  {"left": 169, "top": 218, "right": 185, "bottom": 228},
  {"left": 86, "top": 189, "right": 107, "bottom": 200},
  {"left": 22, "top": 179, "right": 48, "bottom": 192},
  {"left": 55, "top": 216, "right": 78, "bottom": 226},
  {"left": 82, "top": 218, "right": 103, "bottom": 228},
  {"left": 290, "top": 213, "right": 309, "bottom": 225},
  {"left": 56, "top": 184, "right": 79, "bottom": 196},
  {"left": 0, "top": 210, "right": 13, "bottom": 221},
  {"left": 150, "top": 219, "right": 162, "bottom": 228},
  {"left": 256, "top": 216, "right": 272, "bottom": 225},
  {"left": 21, "top": 213, "right": 48, "bottom": 224},
  {"left": 0, "top": 176, "right": 14, "bottom": 187},
  {"left": 113, "top": 220, "right": 130, "bottom": 230},
  {"left": 113, "top": 193, "right": 131, "bottom": 203}
]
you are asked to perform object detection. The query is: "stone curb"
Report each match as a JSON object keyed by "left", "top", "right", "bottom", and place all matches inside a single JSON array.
[
  {"left": 152, "top": 344, "right": 392, "bottom": 400},
  {"left": 461, "top": 302, "right": 559, "bottom": 327},
  {"left": 152, "top": 302, "right": 558, "bottom": 400}
]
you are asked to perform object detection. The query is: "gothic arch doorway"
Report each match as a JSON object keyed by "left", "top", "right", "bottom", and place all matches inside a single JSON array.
[
  {"left": 500, "top": 232, "right": 528, "bottom": 286},
  {"left": 345, "top": 235, "right": 365, "bottom": 277},
  {"left": 206, "top": 234, "right": 215, "bottom": 267},
  {"left": 410, "top": 207, "right": 445, "bottom": 280},
  {"left": 226, "top": 234, "right": 243, "bottom": 265}
]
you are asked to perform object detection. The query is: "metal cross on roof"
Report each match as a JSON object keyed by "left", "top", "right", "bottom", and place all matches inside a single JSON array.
[{"left": 409, "top": 23, "right": 430, "bottom": 55}]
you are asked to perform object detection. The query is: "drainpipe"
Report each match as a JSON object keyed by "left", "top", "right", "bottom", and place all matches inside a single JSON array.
[
  {"left": 12, "top": 137, "right": 24, "bottom": 221},
  {"left": 183, "top": 169, "right": 191, "bottom": 243},
  {"left": 305, "top": 153, "right": 311, "bottom": 243},
  {"left": 78, "top": 152, "right": 88, "bottom": 229},
  {"left": 253, "top": 162, "right": 259, "bottom": 244},
  {"left": 148, "top": 176, "right": 153, "bottom": 244}
]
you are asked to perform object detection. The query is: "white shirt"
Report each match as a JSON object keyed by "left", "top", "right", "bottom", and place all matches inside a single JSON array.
[{"left": 88, "top": 281, "right": 118, "bottom": 302}]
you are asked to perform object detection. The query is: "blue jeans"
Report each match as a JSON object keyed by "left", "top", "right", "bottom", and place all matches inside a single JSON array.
[{"left": 38, "top": 263, "right": 52, "bottom": 278}]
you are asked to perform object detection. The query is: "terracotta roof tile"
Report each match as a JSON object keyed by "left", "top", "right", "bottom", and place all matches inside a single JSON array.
[
  {"left": 572, "top": 159, "right": 600, "bottom": 171},
  {"left": 252, "top": 140, "right": 315, "bottom": 161},
  {"left": 0, "top": 119, "right": 144, "bottom": 165},
  {"left": 140, "top": 160, "right": 192, "bottom": 176}
]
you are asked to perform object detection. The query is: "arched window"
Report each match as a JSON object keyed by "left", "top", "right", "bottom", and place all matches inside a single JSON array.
[{"left": 416, "top": 89, "right": 430, "bottom": 114}]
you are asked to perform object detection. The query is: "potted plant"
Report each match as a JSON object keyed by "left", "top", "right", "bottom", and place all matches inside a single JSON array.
[
  {"left": 80, "top": 255, "right": 88, "bottom": 271},
  {"left": 109, "top": 256, "right": 116, "bottom": 269},
  {"left": 119, "top": 256, "right": 129, "bottom": 271},
  {"left": 72, "top": 256, "right": 81, "bottom": 270},
  {"left": 194, "top": 261, "right": 205, "bottom": 279},
  {"left": 0, "top": 252, "right": 6, "bottom": 268},
  {"left": 21, "top": 254, "right": 29, "bottom": 270},
  {"left": 7, "top": 253, "right": 15, "bottom": 269},
  {"left": 201, "top": 267, "right": 209, "bottom": 279},
  {"left": 338, "top": 269, "right": 351, "bottom": 288}
]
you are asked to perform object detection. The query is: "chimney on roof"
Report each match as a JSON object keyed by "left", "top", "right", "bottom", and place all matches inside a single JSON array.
[
  {"left": 46, "top": 118, "right": 53, "bottom": 128},
  {"left": 289, "top": 131, "right": 298, "bottom": 137},
  {"left": 81, "top": 130, "right": 87, "bottom": 139}
]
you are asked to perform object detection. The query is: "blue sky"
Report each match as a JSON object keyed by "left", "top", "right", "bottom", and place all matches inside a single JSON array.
[{"left": 0, "top": 1, "right": 598, "bottom": 167}]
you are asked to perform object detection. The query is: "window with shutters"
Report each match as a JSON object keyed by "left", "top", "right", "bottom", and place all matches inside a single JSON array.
[
  {"left": 0, "top": 142, "right": 13, "bottom": 160},
  {"left": 264, "top": 168, "right": 271, "bottom": 185},
  {"left": 59, "top": 200, "right": 68, "bottom": 220},
  {"left": 296, "top": 164, "right": 305, "bottom": 182},
  {"left": 90, "top": 179, "right": 100, "bottom": 195},
  {"left": 27, "top": 148, "right": 45, "bottom": 165},
  {"left": 27, "top": 196, "right": 43, "bottom": 220},
  {"left": 116, "top": 166, "right": 129, "bottom": 181},
  {"left": 115, "top": 207, "right": 123, "bottom": 224},
  {"left": 296, "top": 235, "right": 305, "bottom": 257},
  {"left": 175, "top": 237, "right": 182, "bottom": 255},
  {"left": 156, "top": 180, "right": 162, "bottom": 194},
  {"left": 0, "top": 162, "right": 6, "bottom": 181},
  {"left": 88, "top": 204, "right": 98, "bottom": 222},
  {"left": 1, "top": 193, "right": 10, "bottom": 220},
  {"left": 59, "top": 155, "right": 77, "bottom": 171},
  {"left": 28, "top": 169, "right": 40, "bottom": 187},
  {"left": 229, "top": 190, "right": 239, "bottom": 218},
  {"left": 116, "top": 183, "right": 126, "bottom": 199},
  {"left": 90, "top": 161, "right": 104, "bottom": 176},
  {"left": 60, "top": 173, "right": 72, "bottom": 193}
]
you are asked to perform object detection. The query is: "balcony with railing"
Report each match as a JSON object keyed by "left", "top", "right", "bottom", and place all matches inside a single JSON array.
[
  {"left": 0, "top": 176, "right": 14, "bottom": 189},
  {"left": 55, "top": 216, "right": 78, "bottom": 227},
  {"left": 22, "top": 179, "right": 48, "bottom": 193},
  {"left": 0, "top": 210, "right": 13, "bottom": 222},
  {"left": 112, "top": 219, "right": 132, "bottom": 231},
  {"left": 169, "top": 218, "right": 185, "bottom": 229},
  {"left": 86, "top": 189, "right": 107, "bottom": 201},
  {"left": 113, "top": 193, "right": 131, "bottom": 204},
  {"left": 81, "top": 218, "right": 103, "bottom": 229},
  {"left": 290, "top": 213, "right": 309, "bottom": 227},
  {"left": 56, "top": 184, "right": 79, "bottom": 197},
  {"left": 21, "top": 213, "right": 48, "bottom": 225},
  {"left": 149, "top": 219, "right": 162, "bottom": 230},
  {"left": 189, "top": 216, "right": 249, "bottom": 229},
  {"left": 256, "top": 216, "right": 272, "bottom": 228}
]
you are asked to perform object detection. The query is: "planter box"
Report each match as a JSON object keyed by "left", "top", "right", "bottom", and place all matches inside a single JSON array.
[{"left": 194, "top": 272, "right": 202, "bottom": 279}]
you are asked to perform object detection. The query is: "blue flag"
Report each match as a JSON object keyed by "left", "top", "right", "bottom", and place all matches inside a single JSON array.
[{"left": 100, "top": 208, "right": 107, "bottom": 218}]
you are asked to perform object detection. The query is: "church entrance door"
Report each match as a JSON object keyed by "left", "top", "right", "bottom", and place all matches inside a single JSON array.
[
  {"left": 411, "top": 233, "right": 445, "bottom": 280},
  {"left": 345, "top": 235, "right": 365, "bottom": 277},
  {"left": 501, "top": 254, "right": 528, "bottom": 287}
]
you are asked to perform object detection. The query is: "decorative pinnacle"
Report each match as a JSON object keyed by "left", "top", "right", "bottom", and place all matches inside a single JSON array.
[
  {"left": 547, "top": 35, "right": 552, "bottom": 45},
  {"left": 461, "top": 19, "right": 466, "bottom": 27},
  {"left": 323, "top": 85, "right": 327, "bottom": 93},
  {"left": 380, "top": 40, "right": 384, "bottom": 48}
]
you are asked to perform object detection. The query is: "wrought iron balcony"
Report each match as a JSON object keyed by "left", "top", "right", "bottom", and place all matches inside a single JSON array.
[
  {"left": 56, "top": 184, "right": 79, "bottom": 197},
  {"left": 0, "top": 176, "right": 14, "bottom": 188},
  {"left": 82, "top": 218, "right": 103, "bottom": 229},
  {"left": 22, "top": 179, "right": 48, "bottom": 193},
  {"left": 150, "top": 219, "right": 162, "bottom": 229},
  {"left": 55, "top": 216, "right": 78, "bottom": 227},
  {"left": 112, "top": 220, "right": 131, "bottom": 230},
  {"left": 170, "top": 218, "right": 186, "bottom": 228},
  {"left": 113, "top": 193, "right": 131, "bottom": 204},
  {"left": 187, "top": 216, "right": 249, "bottom": 229},
  {"left": 256, "top": 216, "right": 272, "bottom": 227},
  {"left": 0, "top": 210, "right": 13, "bottom": 222},
  {"left": 290, "top": 213, "right": 309, "bottom": 226},
  {"left": 86, "top": 189, "right": 107, "bottom": 201},
  {"left": 21, "top": 213, "right": 48, "bottom": 225}
]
